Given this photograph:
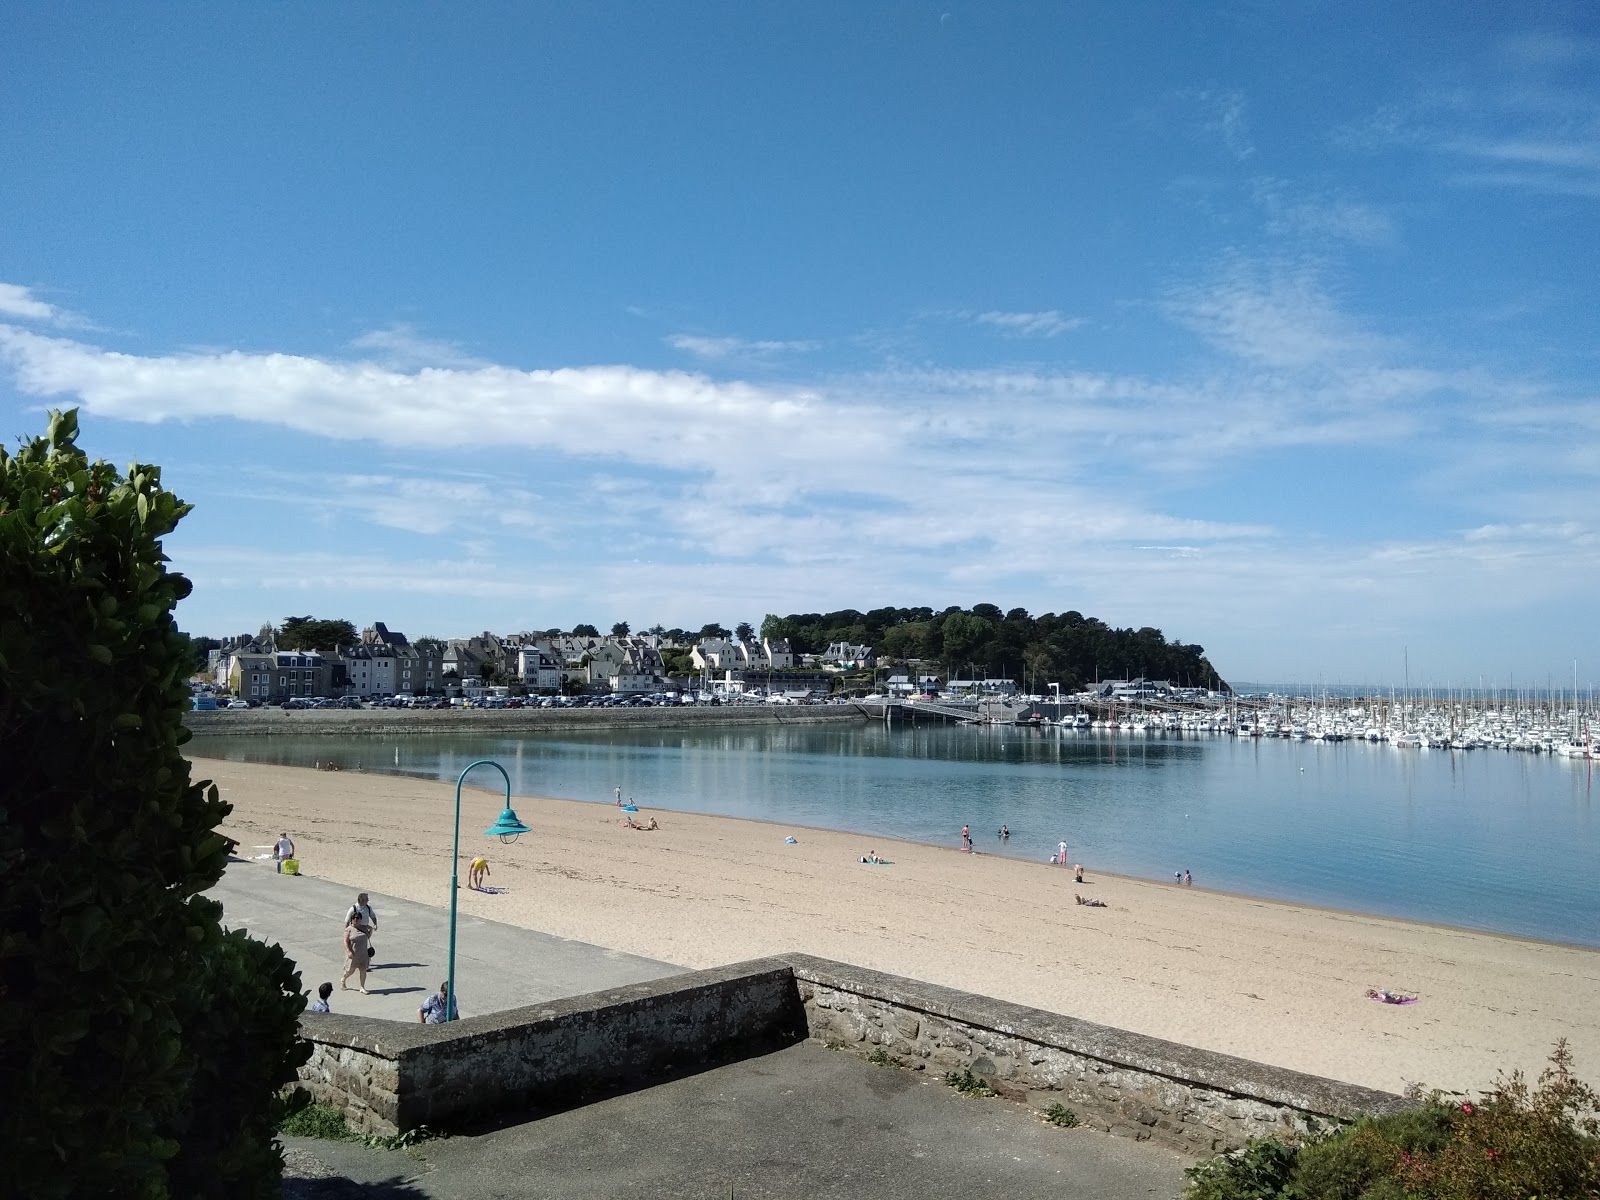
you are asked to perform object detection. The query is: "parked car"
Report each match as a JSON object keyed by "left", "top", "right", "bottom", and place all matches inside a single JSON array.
[{"left": 225, "top": 699, "right": 250, "bottom": 710}]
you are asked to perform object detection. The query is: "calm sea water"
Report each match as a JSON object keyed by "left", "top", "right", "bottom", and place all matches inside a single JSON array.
[{"left": 189, "top": 724, "right": 1600, "bottom": 948}]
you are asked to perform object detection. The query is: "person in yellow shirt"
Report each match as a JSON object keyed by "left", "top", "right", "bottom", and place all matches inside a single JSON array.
[{"left": 468, "top": 855, "right": 490, "bottom": 890}]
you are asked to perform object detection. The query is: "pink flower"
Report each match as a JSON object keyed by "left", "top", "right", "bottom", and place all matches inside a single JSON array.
[{"left": 1460, "top": 1103, "right": 1475, "bottom": 1115}]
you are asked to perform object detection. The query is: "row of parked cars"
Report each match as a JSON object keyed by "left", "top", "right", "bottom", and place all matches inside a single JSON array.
[{"left": 198, "top": 691, "right": 840, "bottom": 711}]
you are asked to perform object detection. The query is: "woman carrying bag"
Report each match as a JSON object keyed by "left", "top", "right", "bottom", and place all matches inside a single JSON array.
[{"left": 340, "top": 908, "right": 370, "bottom": 994}]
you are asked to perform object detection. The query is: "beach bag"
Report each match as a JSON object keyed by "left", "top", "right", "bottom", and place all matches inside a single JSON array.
[
  {"left": 368, "top": 945, "right": 375, "bottom": 959},
  {"left": 281, "top": 858, "right": 300, "bottom": 876}
]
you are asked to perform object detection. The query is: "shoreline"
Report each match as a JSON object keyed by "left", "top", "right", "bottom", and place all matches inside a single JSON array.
[
  {"left": 189, "top": 744, "right": 1598, "bottom": 954},
  {"left": 206, "top": 758, "right": 1600, "bottom": 1097}
]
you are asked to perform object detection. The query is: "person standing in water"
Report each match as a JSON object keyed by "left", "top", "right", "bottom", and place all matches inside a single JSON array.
[{"left": 961, "top": 824, "right": 971, "bottom": 851}]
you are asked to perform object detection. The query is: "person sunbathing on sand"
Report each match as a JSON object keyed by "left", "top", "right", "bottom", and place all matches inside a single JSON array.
[
  {"left": 1075, "top": 893, "right": 1107, "bottom": 907},
  {"left": 1366, "top": 988, "right": 1417, "bottom": 1004}
]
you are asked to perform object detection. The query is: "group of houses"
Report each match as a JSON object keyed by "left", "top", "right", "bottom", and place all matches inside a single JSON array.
[{"left": 206, "top": 623, "right": 835, "bottom": 704}]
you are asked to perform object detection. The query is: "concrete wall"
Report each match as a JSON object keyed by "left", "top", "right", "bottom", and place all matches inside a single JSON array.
[
  {"left": 297, "top": 960, "right": 805, "bottom": 1134},
  {"left": 296, "top": 953, "right": 1407, "bottom": 1152},
  {"left": 785, "top": 954, "right": 1409, "bottom": 1154},
  {"left": 187, "top": 703, "right": 866, "bottom": 738}
]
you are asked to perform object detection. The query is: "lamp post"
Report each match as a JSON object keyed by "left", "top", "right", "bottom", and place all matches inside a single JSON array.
[{"left": 446, "top": 759, "right": 532, "bottom": 1022}]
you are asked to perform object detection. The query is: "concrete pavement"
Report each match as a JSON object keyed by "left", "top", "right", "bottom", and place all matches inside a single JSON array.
[
  {"left": 214, "top": 859, "right": 685, "bottom": 1022},
  {"left": 282, "top": 1041, "right": 1191, "bottom": 1199}
]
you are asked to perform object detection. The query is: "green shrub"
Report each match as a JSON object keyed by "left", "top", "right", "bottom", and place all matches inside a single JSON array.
[
  {"left": 1042, "top": 1102, "right": 1080, "bottom": 1128},
  {"left": 944, "top": 1069, "right": 998, "bottom": 1098},
  {"left": 166, "top": 928, "right": 313, "bottom": 1198},
  {"left": 866, "top": 1047, "right": 905, "bottom": 1069},
  {"left": 276, "top": 1103, "right": 444, "bottom": 1153},
  {"left": 279, "top": 1103, "right": 355, "bottom": 1142},
  {"left": 1183, "top": 1043, "right": 1600, "bottom": 1200},
  {"left": 1185, "top": 1136, "right": 1301, "bottom": 1200},
  {"left": 0, "top": 410, "right": 307, "bottom": 1198}
]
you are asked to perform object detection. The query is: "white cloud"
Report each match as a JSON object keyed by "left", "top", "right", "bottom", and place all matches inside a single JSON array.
[
  {"left": 665, "top": 333, "right": 818, "bottom": 360},
  {"left": 0, "top": 282, "right": 90, "bottom": 328},
  {"left": 0, "top": 324, "right": 882, "bottom": 490},
  {"left": 971, "top": 310, "right": 1084, "bottom": 337},
  {"left": 8, "top": 268, "right": 1595, "bottom": 682}
]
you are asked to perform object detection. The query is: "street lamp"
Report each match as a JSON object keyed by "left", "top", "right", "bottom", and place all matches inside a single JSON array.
[{"left": 446, "top": 759, "right": 531, "bottom": 1023}]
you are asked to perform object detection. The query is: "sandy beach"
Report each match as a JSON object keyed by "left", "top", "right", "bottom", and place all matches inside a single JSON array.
[{"left": 208, "top": 758, "right": 1600, "bottom": 1097}]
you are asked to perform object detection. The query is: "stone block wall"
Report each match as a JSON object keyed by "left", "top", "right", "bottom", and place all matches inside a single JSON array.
[
  {"left": 296, "top": 953, "right": 1409, "bottom": 1152},
  {"left": 782, "top": 954, "right": 1409, "bottom": 1155},
  {"left": 297, "top": 1027, "right": 401, "bottom": 1135},
  {"left": 296, "top": 960, "right": 805, "bottom": 1135}
]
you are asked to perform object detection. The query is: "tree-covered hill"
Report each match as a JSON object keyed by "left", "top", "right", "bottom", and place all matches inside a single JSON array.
[{"left": 760, "top": 605, "right": 1228, "bottom": 693}]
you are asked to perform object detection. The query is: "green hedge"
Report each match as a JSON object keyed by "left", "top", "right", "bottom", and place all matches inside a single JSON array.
[
  {"left": 1184, "top": 1043, "right": 1599, "bottom": 1200},
  {"left": 0, "top": 410, "right": 308, "bottom": 1198}
]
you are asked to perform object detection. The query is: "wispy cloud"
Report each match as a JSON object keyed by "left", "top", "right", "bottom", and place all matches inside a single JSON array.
[
  {"left": 970, "top": 310, "right": 1084, "bottom": 337},
  {"left": 1163, "top": 258, "right": 1386, "bottom": 370},
  {"left": 350, "top": 324, "right": 487, "bottom": 371},
  {"left": 665, "top": 333, "right": 818, "bottom": 360},
  {"left": 1191, "top": 88, "right": 1255, "bottom": 161},
  {"left": 1341, "top": 38, "right": 1600, "bottom": 200},
  {"left": 1251, "top": 179, "right": 1397, "bottom": 246},
  {"left": 0, "top": 282, "right": 92, "bottom": 329}
]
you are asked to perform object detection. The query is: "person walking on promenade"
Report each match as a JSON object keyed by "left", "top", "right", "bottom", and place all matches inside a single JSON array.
[
  {"left": 469, "top": 855, "right": 490, "bottom": 890},
  {"left": 419, "top": 981, "right": 459, "bottom": 1023},
  {"left": 340, "top": 909, "right": 370, "bottom": 994},
  {"left": 308, "top": 982, "right": 333, "bottom": 1013},
  {"left": 345, "top": 893, "right": 378, "bottom": 962},
  {"left": 274, "top": 831, "right": 296, "bottom": 873}
]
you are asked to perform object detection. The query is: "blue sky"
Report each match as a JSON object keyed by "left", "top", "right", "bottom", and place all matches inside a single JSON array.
[{"left": 3, "top": 2, "right": 1598, "bottom": 686}]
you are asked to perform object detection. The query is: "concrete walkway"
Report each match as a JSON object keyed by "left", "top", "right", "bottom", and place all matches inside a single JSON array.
[{"left": 214, "top": 860, "right": 685, "bottom": 1022}]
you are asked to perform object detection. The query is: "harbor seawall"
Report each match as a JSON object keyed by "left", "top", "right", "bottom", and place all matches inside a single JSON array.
[{"left": 185, "top": 702, "right": 869, "bottom": 738}]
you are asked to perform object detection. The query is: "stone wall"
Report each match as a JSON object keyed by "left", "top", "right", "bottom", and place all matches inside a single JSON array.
[
  {"left": 297, "top": 960, "right": 804, "bottom": 1134},
  {"left": 784, "top": 954, "right": 1410, "bottom": 1155},
  {"left": 188, "top": 703, "right": 866, "bottom": 738},
  {"left": 295, "top": 953, "right": 1408, "bottom": 1152}
]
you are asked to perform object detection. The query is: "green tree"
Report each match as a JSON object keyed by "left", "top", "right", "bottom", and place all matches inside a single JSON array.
[
  {"left": 0, "top": 410, "right": 309, "bottom": 1198},
  {"left": 697, "top": 622, "right": 730, "bottom": 640},
  {"left": 735, "top": 621, "right": 754, "bottom": 641},
  {"left": 611, "top": 621, "right": 631, "bottom": 637},
  {"left": 276, "top": 616, "right": 356, "bottom": 651},
  {"left": 571, "top": 623, "right": 599, "bottom": 637}
]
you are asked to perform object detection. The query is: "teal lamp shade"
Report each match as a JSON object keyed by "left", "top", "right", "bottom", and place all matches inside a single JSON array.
[{"left": 484, "top": 807, "right": 532, "bottom": 843}]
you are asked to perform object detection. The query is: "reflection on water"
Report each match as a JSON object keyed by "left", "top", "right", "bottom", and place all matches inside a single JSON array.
[{"left": 189, "top": 724, "right": 1599, "bottom": 947}]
